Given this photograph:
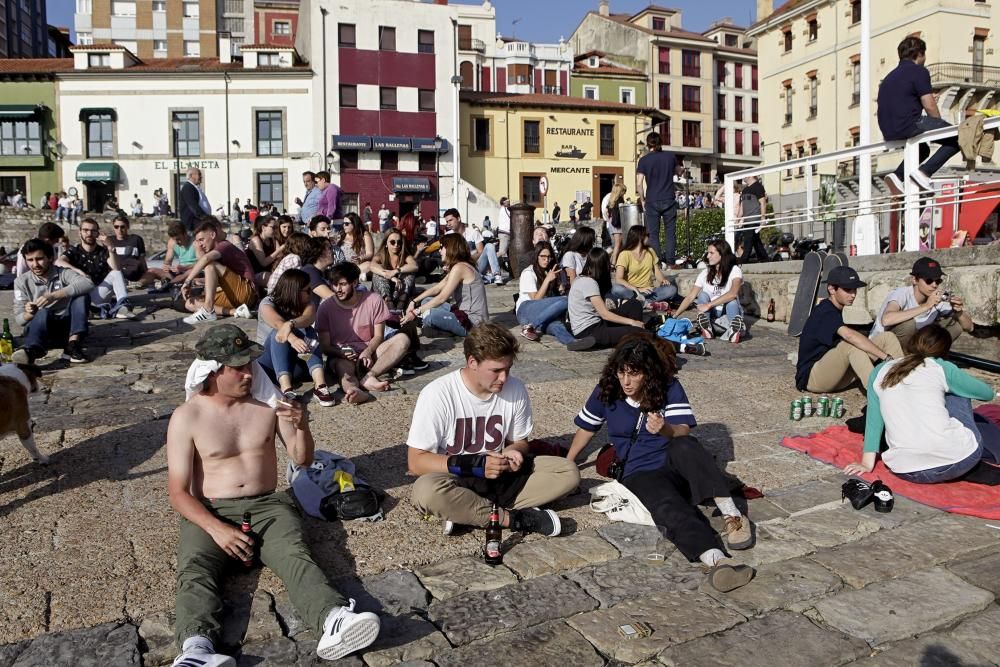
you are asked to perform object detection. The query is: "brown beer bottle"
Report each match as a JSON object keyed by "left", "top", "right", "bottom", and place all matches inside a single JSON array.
[
  {"left": 766, "top": 298, "right": 776, "bottom": 322},
  {"left": 485, "top": 503, "right": 503, "bottom": 565},
  {"left": 241, "top": 511, "right": 254, "bottom": 567}
]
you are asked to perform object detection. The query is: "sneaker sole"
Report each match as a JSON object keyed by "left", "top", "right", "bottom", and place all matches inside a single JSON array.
[
  {"left": 315, "top": 397, "right": 337, "bottom": 407},
  {"left": 566, "top": 336, "right": 597, "bottom": 351},
  {"left": 316, "top": 616, "right": 381, "bottom": 661},
  {"left": 726, "top": 521, "right": 755, "bottom": 551},
  {"left": 538, "top": 508, "right": 561, "bottom": 537},
  {"left": 709, "top": 563, "right": 755, "bottom": 592}
]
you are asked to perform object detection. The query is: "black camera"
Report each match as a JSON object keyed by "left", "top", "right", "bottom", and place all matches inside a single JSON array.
[{"left": 607, "top": 458, "right": 625, "bottom": 481}]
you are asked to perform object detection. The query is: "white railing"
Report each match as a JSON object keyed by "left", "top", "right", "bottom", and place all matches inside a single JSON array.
[{"left": 723, "top": 114, "right": 1000, "bottom": 254}]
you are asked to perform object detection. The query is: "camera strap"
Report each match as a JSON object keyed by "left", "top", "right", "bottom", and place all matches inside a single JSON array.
[{"left": 615, "top": 411, "right": 645, "bottom": 478}]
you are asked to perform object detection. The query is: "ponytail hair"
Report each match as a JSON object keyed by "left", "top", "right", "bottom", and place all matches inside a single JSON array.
[{"left": 880, "top": 324, "right": 952, "bottom": 389}]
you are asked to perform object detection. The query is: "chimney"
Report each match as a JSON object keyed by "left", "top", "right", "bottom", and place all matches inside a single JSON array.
[
  {"left": 219, "top": 32, "right": 232, "bottom": 64},
  {"left": 598, "top": 0, "right": 609, "bottom": 17},
  {"left": 756, "top": 0, "right": 773, "bottom": 22}
]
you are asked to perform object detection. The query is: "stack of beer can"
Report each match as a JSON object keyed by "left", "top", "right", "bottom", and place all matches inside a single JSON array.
[{"left": 790, "top": 395, "right": 845, "bottom": 421}]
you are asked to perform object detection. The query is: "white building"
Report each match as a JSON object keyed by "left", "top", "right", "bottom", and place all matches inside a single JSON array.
[{"left": 58, "top": 41, "right": 315, "bottom": 215}]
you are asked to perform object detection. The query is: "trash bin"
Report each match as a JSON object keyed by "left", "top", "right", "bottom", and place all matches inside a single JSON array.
[
  {"left": 509, "top": 202, "right": 536, "bottom": 277},
  {"left": 619, "top": 203, "right": 641, "bottom": 235}
]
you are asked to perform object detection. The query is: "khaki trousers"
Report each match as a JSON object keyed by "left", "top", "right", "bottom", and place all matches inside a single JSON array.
[
  {"left": 886, "top": 316, "right": 964, "bottom": 352},
  {"left": 410, "top": 455, "right": 580, "bottom": 527},
  {"left": 806, "top": 332, "right": 903, "bottom": 393}
]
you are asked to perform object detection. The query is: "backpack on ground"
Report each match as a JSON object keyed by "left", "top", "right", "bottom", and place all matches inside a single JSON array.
[
  {"left": 288, "top": 450, "right": 384, "bottom": 522},
  {"left": 655, "top": 317, "right": 704, "bottom": 346}
]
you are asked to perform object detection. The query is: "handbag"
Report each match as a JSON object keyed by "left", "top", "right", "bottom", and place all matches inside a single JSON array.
[
  {"left": 589, "top": 480, "right": 654, "bottom": 526},
  {"left": 595, "top": 413, "right": 645, "bottom": 481}
]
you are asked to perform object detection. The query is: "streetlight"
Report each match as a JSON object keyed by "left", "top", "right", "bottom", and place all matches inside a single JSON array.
[
  {"left": 172, "top": 118, "right": 182, "bottom": 207},
  {"left": 433, "top": 134, "right": 443, "bottom": 219},
  {"left": 683, "top": 160, "right": 693, "bottom": 262}
]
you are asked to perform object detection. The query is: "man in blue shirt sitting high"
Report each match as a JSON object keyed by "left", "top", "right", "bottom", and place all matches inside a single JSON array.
[{"left": 878, "top": 36, "right": 960, "bottom": 194}]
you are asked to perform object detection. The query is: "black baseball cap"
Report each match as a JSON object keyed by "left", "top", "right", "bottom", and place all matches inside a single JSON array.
[
  {"left": 827, "top": 266, "right": 866, "bottom": 289},
  {"left": 911, "top": 257, "right": 945, "bottom": 281}
]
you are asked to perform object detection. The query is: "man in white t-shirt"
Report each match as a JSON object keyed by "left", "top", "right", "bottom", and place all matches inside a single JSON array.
[
  {"left": 869, "top": 256, "right": 973, "bottom": 349},
  {"left": 377, "top": 204, "right": 392, "bottom": 233},
  {"left": 407, "top": 323, "right": 579, "bottom": 535},
  {"left": 496, "top": 196, "right": 511, "bottom": 260},
  {"left": 442, "top": 208, "right": 504, "bottom": 284}
]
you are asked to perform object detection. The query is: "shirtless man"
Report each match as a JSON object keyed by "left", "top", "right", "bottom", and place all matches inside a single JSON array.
[{"left": 166, "top": 324, "right": 380, "bottom": 666}]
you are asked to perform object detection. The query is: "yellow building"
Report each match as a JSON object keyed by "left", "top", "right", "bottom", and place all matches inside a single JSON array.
[
  {"left": 460, "top": 92, "right": 665, "bottom": 215},
  {"left": 749, "top": 0, "right": 998, "bottom": 213}
]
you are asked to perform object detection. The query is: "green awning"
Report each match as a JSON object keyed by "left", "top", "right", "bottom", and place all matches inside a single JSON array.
[
  {"left": 0, "top": 105, "right": 41, "bottom": 118},
  {"left": 76, "top": 162, "right": 120, "bottom": 182},
  {"left": 78, "top": 108, "right": 117, "bottom": 121}
]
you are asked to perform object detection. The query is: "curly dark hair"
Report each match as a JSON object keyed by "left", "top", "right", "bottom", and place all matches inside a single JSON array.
[{"left": 597, "top": 333, "right": 679, "bottom": 412}]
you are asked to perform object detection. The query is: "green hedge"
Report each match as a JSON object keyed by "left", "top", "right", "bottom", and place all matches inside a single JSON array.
[{"left": 674, "top": 209, "right": 725, "bottom": 259}]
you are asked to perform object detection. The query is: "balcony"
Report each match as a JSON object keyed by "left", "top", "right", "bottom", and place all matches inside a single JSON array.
[
  {"left": 458, "top": 37, "right": 486, "bottom": 53},
  {"left": 783, "top": 112, "right": 792, "bottom": 126},
  {"left": 927, "top": 61, "right": 1000, "bottom": 87},
  {"left": 542, "top": 85, "right": 562, "bottom": 95},
  {"left": 223, "top": 0, "right": 243, "bottom": 14},
  {"left": 808, "top": 105, "right": 817, "bottom": 118},
  {"left": 851, "top": 92, "right": 860, "bottom": 106}
]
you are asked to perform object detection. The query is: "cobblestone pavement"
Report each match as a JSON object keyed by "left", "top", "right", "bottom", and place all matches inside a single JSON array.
[{"left": 1, "top": 285, "right": 998, "bottom": 666}]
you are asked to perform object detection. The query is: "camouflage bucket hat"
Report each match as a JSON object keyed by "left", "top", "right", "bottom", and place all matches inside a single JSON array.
[{"left": 194, "top": 323, "right": 263, "bottom": 367}]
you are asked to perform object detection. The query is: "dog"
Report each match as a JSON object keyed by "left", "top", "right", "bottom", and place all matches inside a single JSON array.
[{"left": 0, "top": 362, "right": 48, "bottom": 464}]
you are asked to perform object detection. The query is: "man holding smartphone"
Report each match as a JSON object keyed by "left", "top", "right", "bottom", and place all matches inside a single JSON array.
[
  {"left": 316, "top": 261, "right": 411, "bottom": 404},
  {"left": 406, "top": 323, "right": 579, "bottom": 536},
  {"left": 869, "top": 257, "right": 974, "bottom": 350}
]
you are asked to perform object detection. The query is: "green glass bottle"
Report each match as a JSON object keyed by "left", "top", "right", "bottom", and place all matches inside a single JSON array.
[{"left": 0, "top": 318, "right": 13, "bottom": 363}]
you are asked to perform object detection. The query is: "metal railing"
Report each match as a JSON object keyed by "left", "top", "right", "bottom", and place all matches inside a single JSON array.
[
  {"left": 722, "top": 114, "right": 1000, "bottom": 254},
  {"left": 459, "top": 38, "right": 486, "bottom": 53},
  {"left": 927, "top": 62, "right": 1000, "bottom": 87}
]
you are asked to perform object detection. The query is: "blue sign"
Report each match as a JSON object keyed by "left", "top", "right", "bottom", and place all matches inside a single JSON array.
[
  {"left": 392, "top": 177, "right": 431, "bottom": 193},
  {"left": 331, "top": 135, "right": 372, "bottom": 150},
  {"left": 372, "top": 136, "right": 412, "bottom": 151},
  {"left": 411, "top": 137, "right": 450, "bottom": 153}
]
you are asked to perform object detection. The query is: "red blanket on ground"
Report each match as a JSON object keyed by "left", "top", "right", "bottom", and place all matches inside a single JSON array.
[{"left": 780, "top": 407, "right": 1000, "bottom": 520}]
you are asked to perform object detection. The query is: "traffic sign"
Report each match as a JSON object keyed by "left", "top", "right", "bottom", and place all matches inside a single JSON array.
[{"left": 539, "top": 175, "right": 549, "bottom": 196}]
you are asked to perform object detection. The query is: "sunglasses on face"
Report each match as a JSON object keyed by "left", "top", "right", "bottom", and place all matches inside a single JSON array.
[
  {"left": 113, "top": 225, "right": 127, "bottom": 229},
  {"left": 923, "top": 277, "right": 943, "bottom": 285},
  {"left": 388, "top": 239, "right": 402, "bottom": 246}
]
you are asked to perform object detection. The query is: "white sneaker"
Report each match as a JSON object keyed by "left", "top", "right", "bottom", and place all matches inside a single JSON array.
[
  {"left": 442, "top": 519, "right": 455, "bottom": 536},
  {"left": 172, "top": 637, "right": 235, "bottom": 667},
  {"left": 493, "top": 274, "right": 505, "bottom": 285},
  {"left": 909, "top": 169, "right": 933, "bottom": 191},
  {"left": 183, "top": 307, "right": 217, "bottom": 325},
  {"left": 316, "top": 599, "right": 381, "bottom": 661},
  {"left": 884, "top": 173, "right": 904, "bottom": 195},
  {"left": 234, "top": 303, "right": 252, "bottom": 319},
  {"left": 115, "top": 306, "right": 135, "bottom": 320}
]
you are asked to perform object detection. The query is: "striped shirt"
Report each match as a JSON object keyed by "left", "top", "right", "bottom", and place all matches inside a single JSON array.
[{"left": 575, "top": 381, "right": 696, "bottom": 478}]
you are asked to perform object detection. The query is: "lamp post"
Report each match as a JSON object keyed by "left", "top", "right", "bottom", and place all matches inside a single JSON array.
[
  {"left": 683, "top": 160, "right": 693, "bottom": 262},
  {"left": 171, "top": 118, "right": 182, "bottom": 209},
  {"left": 433, "top": 134, "right": 443, "bottom": 219}
]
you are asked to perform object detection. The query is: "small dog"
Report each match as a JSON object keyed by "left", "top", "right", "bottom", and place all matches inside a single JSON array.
[{"left": 0, "top": 363, "right": 48, "bottom": 464}]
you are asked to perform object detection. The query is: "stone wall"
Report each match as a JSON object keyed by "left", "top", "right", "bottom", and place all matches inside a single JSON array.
[
  {"left": 673, "top": 245, "right": 1000, "bottom": 327},
  {"left": 0, "top": 208, "right": 177, "bottom": 254}
]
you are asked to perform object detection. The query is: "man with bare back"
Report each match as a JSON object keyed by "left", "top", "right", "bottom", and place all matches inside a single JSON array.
[{"left": 167, "top": 324, "right": 380, "bottom": 666}]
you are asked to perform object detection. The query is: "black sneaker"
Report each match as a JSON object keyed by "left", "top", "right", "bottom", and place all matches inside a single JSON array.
[
  {"left": 872, "top": 480, "right": 894, "bottom": 513},
  {"left": 841, "top": 478, "right": 874, "bottom": 510},
  {"left": 510, "top": 507, "right": 561, "bottom": 537},
  {"left": 12, "top": 346, "right": 42, "bottom": 364},
  {"left": 680, "top": 342, "right": 708, "bottom": 356},
  {"left": 61, "top": 341, "right": 89, "bottom": 364},
  {"left": 404, "top": 354, "right": 429, "bottom": 371},
  {"left": 566, "top": 336, "right": 597, "bottom": 351}
]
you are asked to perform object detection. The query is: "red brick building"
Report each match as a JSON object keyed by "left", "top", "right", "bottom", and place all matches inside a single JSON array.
[{"left": 254, "top": 0, "right": 299, "bottom": 47}]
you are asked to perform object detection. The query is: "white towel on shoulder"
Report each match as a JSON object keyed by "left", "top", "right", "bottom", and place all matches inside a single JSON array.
[{"left": 184, "top": 359, "right": 280, "bottom": 407}]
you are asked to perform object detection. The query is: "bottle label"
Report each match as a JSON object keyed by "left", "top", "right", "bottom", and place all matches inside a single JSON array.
[{"left": 486, "top": 540, "right": 501, "bottom": 558}]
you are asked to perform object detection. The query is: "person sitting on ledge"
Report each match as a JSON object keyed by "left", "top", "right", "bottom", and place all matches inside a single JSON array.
[
  {"left": 565, "top": 333, "right": 755, "bottom": 592},
  {"left": 407, "top": 323, "right": 579, "bottom": 537},
  {"left": 673, "top": 239, "right": 746, "bottom": 343},
  {"left": 868, "top": 256, "right": 974, "bottom": 350},
  {"left": 181, "top": 220, "right": 258, "bottom": 324},
  {"left": 610, "top": 226, "right": 677, "bottom": 306},
  {"left": 796, "top": 266, "right": 903, "bottom": 394},
  {"left": 844, "top": 324, "right": 999, "bottom": 483},
  {"left": 167, "top": 324, "right": 379, "bottom": 666}
]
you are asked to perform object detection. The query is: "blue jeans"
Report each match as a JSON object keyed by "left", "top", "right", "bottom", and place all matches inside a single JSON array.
[
  {"left": 610, "top": 283, "right": 677, "bottom": 302},
  {"left": 258, "top": 327, "right": 323, "bottom": 382},
  {"left": 21, "top": 295, "right": 89, "bottom": 353},
  {"left": 517, "top": 296, "right": 574, "bottom": 344},
  {"left": 696, "top": 291, "right": 742, "bottom": 322},
  {"left": 421, "top": 304, "right": 468, "bottom": 337},
  {"left": 644, "top": 199, "right": 678, "bottom": 263},
  {"left": 477, "top": 243, "right": 501, "bottom": 277},
  {"left": 893, "top": 395, "right": 999, "bottom": 484},
  {"left": 891, "top": 116, "right": 961, "bottom": 181}
]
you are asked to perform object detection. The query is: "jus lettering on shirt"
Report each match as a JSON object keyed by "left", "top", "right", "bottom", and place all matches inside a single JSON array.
[{"left": 447, "top": 416, "right": 504, "bottom": 454}]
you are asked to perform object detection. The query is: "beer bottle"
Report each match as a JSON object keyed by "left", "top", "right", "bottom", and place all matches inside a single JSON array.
[
  {"left": 0, "top": 319, "right": 14, "bottom": 363},
  {"left": 485, "top": 503, "right": 503, "bottom": 566},
  {"left": 240, "top": 511, "right": 254, "bottom": 567},
  {"left": 766, "top": 299, "right": 776, "bottom": 323}
]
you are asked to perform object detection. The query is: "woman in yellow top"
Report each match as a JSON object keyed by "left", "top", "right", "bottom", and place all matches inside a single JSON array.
[{"left": 610, "top": 226, "right": 677, "bottom": 304}]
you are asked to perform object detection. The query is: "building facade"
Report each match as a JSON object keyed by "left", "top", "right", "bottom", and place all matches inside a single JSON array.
[
  {"left": 0, "top": 63, "right": 60, "bottom": 202},
  {"left": 572, "top": 50, "right": 648, "bottom": 106},
  {"left": 0, "top": 0, "right": 47, "bottom": 58},
  {"left": 460, "top": 92, "right": 665, "bottom": 218},
  {"left": 254, "top": 0, "right": 298, "bottom": 47},
  {"left": 570, "top": 1, "right": 761, "bottom": 184},
  {"left": 55, "top": 42, "right": 313, "bottom": 214},
  {"left": 73, "top": 0, "right": 230, "bottom": 59},
  {"left": 749, "top": 0, "right": 999, "bottom": 211}
]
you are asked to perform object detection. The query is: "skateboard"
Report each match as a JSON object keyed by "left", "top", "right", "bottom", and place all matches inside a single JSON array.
[
  {"left": 788, "top": 250, "right": 824, "bottom": 337},
  {"left": 819, "top": 252, "right": 848, "bottom": 297}
]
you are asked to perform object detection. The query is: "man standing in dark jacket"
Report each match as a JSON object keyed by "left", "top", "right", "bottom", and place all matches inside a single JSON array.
[{"left": 179, "top": 167, "right": 211, "bottom": 232}]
